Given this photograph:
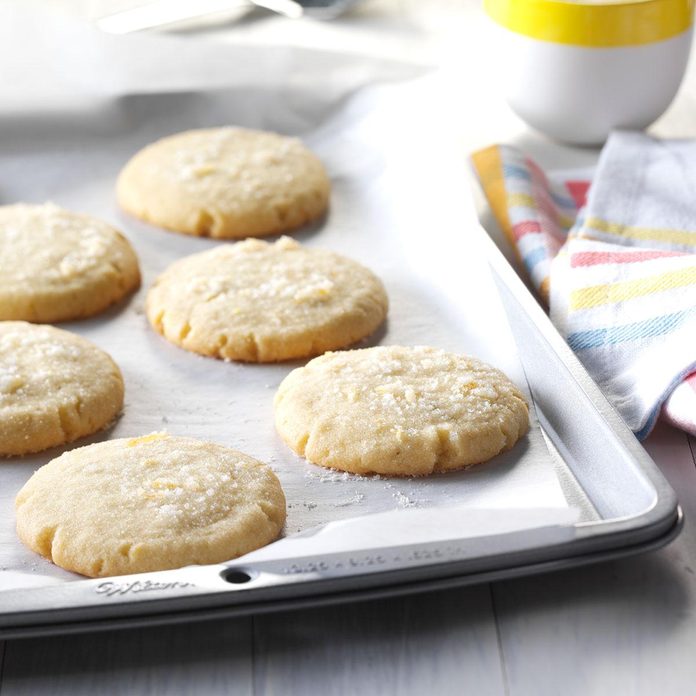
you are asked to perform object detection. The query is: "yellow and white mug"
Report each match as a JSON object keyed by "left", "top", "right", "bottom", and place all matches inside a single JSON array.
[{"left": 485, "top": 0, "right": 694, "bottom": 144}]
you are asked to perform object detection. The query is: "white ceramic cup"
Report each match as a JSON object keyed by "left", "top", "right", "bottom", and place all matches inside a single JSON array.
[{"left": 485, "top": 0, "right": 694, "bottom": 145}]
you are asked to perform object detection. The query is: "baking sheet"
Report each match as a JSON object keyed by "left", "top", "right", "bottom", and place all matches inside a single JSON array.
[{"left": 0, "top": 9, "right": 571, "bottom": 591}]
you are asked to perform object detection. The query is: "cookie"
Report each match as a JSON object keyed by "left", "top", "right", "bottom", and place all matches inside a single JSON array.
[
  {"left": 146, "top": 237, "right": 388, "bottom": 362},
  {"left": 0, "top": 322, "right": 124, "bottom": 456},
  {"left": 274, "top": 346, "right": 529, "bottom": 476},
  {"left": 0, "top": 203, "right": 140, "bottom": 322},
  {"left": 15, "top": 433, "right": 286, "bottom": 577},
  {"left": 116, "top": 127, "right": 330, "bottom": 238}
]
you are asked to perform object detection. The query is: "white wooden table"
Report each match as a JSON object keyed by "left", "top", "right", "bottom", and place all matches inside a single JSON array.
[{"left": 3, "top": 2, "right": 696, "bottom": 693}]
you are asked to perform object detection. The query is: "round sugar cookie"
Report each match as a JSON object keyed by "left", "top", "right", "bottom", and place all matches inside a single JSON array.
[
  {"left": 15, "top": 433, "right": 287, "bottom": 577},
  {"left": 146, "top": 237, "right": 388, "bottom": 362},
  {"left": 0, "top": 203, "right": 140, "bottom": 322},
  {"left": 117, "top": 127, "right": 330, "bottom": 238},
  {"left": 274, "top": 346, "right": 530, "bottom": 476},
  {"left": 0, "top": 322, "right": 124, "bottom": 456}
]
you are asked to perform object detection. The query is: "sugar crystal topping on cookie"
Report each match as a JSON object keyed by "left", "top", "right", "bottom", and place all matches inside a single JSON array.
[
  {"left": 314, "top": 347, "right": 511, "bottom": 429},
  {"left": 168, "top": 128, "right": 306, "bottom": 189},
  {"left": 0, "top": 325, "right": 94, "bottom": 405},
  {"left": 0, "top": 204, "right": 115, "bottom": 281},
  {"left": 91, "top": 433, "right": 269, "bottom": 529}
]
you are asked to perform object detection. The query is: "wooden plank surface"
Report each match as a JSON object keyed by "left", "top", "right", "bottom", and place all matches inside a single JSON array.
[
  {"left": 0, "top": 587, "right": 506, "bottom": 695},
  {"left": 252, "top": 586, "right": 505, "bottom": 696},
  {"left": 0, "top": 617, "right": 254, "bottom": 696}
]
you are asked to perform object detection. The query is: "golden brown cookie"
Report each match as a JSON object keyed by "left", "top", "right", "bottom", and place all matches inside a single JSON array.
[
  {"left": 274, "top": 346, "right": 529, "bottom": 476},
  {"left": 15, "top": 433, "right": 286, "bottom": 577},
  {"left": 0, "top": 203, "right": 140, "bottom": 322},
  {"left": 146, "top": 237, "right": 388, "bottom": 362},
  {"left": 0, "top": 322, "right": 124, "bottom": 456},
  {"left": 117, "top": 127, "right": 330, "bottom": 238}
]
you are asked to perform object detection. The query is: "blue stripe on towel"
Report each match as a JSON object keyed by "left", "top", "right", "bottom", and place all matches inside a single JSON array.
[
  {"left": 503, "top": 164, "right": 531, "bottom": 181},
  {"left": 567, "top": 307, "right": 696, "bottom": 351},
  {"left": 503, "top": 163, "right": 577, "bottom": 209},
  {"left": 523, "top": 246, "right": 548, "bottom": 271}
]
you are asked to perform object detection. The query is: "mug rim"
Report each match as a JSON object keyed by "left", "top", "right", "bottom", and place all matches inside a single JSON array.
[{"left": 485, "top": 0, "right": 694, "bottom": 47}]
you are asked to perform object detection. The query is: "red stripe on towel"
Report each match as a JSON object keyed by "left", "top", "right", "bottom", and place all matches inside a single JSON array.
[
  {"left": 566, "top": 180, "right": 591, "bottom": 208},
  {"left": 512, "top": 220, "right": 542, "bottom": 241},
  {"left": 571, "top": 249, "right": 685, "bottom": 268}
]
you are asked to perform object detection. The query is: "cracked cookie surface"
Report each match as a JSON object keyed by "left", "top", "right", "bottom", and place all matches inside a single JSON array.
[
  {"left": 0, "top": 322, "right": 124, "bottom": 456},
  {"left": 146, "top": 237, "right": 388, "bottom": 362},
  {"left": 274, "top": 346, "right": 530, "bottom": 476},
  {"left": 15, "top": 433, "right": 286, "bottom": 577},
  {"left": 0, "top": 203, "right": 140, "bottom": 322},
  {"left": 116, "top": 127, "right": 330, "bottom": 238}
]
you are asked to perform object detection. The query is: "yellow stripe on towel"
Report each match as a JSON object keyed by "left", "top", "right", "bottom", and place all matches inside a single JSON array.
[
  {"left": 584, "top": 217, "right": 696, "bottom": 248},
  {"left": 507, "top": 192, "right": 537, "bottom": 209},
  {"left": 471, "top": 146, "right": 518, "bottom": 252},
  {"left": 571, "top": 266, "right": 696, "bottom": 310}
]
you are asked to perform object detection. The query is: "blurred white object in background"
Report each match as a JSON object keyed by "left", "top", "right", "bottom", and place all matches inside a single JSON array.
[
  {"left": 485, "top": 0, "right": 694, "bottom": 145},
  {"left": 96, "top": 0, "right": 362, "bottom": 33}
]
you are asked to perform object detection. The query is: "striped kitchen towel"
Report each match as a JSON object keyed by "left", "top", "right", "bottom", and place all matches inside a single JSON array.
[{"left": 472, "top": 131, "right": 696, "bottom": 439}]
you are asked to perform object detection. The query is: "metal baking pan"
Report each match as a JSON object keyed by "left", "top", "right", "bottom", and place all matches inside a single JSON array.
[{"left": 0, "top": 66, "right": 680, "bottom": 638}]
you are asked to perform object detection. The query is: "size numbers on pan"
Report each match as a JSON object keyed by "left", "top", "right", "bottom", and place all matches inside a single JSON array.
[{"left": 282, "top": 546, "right": 463, "bottom": 575}]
